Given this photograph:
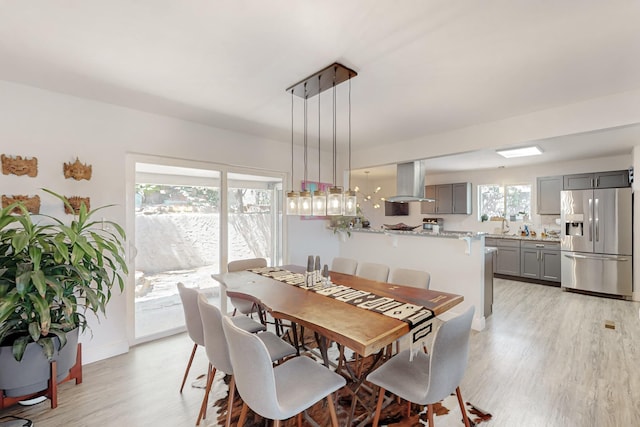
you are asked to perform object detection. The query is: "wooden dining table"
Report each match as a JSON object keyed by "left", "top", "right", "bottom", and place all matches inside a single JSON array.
[{"left": 217, "top": 265, "right": 463, "bottom": 358}]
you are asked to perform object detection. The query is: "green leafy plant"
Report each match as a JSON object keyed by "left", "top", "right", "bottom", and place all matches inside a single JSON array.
[{"left": 0, "top": 189, "right": 127, "bottom": 361}]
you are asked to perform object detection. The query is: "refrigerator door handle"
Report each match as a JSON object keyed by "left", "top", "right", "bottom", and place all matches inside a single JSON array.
[
  {"left": 563, "top": 253, "right": 630, "bottom": 262},
  {"left": 589, "top": 199, "right": 593, "bottom": 242},
  {"left": 594, "top": 198, "right": 599, "bottom": 242}
]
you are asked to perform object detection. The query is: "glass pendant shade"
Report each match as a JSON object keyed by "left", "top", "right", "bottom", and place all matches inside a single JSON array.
[
  {"left": 327, "top": 187, "right": 344, "bottom": 216},
  {"left": 312, "top": 190, "right": 327, "bottom": 216},
  {"left": 344, "top": 190, "right": 357, "bottom": 216},
  {"left": 286, "top": 191, "right": 299, "bottom": 215},
  {"left": 299, "top": 190, "right": 312, "bottom": 216}
]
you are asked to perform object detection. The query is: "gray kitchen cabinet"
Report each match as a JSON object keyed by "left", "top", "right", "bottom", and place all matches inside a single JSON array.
[
  {"left": 494, "top": 239, "right": 520, "bottom": 276},
  {"left": 519, "top": 241, "right": 561, "bottom": 282},
  {"left": 536, "top": 176, "right": 562, "bottom": 215},
  {"left": 421, "top": 182, "right": 471, "bottom": 214},
  {"left": 563, "top": 170, "right": 630, "bottom": 190},
  {"left": 435, "top": 184, "right": 453, "bottom": 214},
  {"left": 452, "top": 182, "right": 472, "bottom": 214},
  {"left": 421, "top": 185, "right": 436, "bottom": 214}
]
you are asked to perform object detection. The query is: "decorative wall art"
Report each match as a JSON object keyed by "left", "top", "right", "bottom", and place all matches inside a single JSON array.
[
  {"left": 63, "top": 157, "right": 92, "bottom": 181},
  {"left": 1, "top": 154, "right": 38, "bottom": 177},
  {"left": 1, "top": 195, "right": 41, "bottom": 214},
  {"left": 64, "top": 196, "right": 90, "bottom": 215}
]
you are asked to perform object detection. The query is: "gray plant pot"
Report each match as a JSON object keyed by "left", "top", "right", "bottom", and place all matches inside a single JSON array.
[{"left": 0, "top": 328, "right": 79, "bottom": 398}]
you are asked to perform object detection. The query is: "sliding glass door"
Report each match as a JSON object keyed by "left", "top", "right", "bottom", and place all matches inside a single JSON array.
[{"left": 131, "top": 160, "right": 283, "bottom": 342}]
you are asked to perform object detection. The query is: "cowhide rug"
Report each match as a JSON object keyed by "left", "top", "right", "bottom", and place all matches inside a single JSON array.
[{"left": 193, "top": 367, "right": 492, "bottom": 427}]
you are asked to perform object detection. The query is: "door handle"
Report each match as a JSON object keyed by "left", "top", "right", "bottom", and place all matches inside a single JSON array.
[
  {"left": 563, "top": 253, "right": 629, "bottom": 262},
  {"left": 594, "top": 198, "right": 599, "bottom": 242},
  {"left": 588, "top": 198, "right": 593, "bottom": 241}
]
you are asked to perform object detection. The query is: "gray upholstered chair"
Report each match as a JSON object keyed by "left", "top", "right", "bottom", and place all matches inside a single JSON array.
[
  {"left": 330, "top": 257, "right": 358, "bottom": 275},
  {"left": 222, "top": 316, "right": 346, "bottom": 427},
  {"left": 366, "top": 306, "right": 475, "bottom": 427},
  {"left": 388, "top": 268, "right": 431, "bottom": 355},
  {"left": 228, "top": 258, "right": 267, "bottom": 317},
  {"left": 196, "top": 295, "right": 296, "bottom": 426},
  {"left": 388, "top": 268, "right": 431, "bottom": 289},
  {"left": 176, "top": 283, "right": 265, "bottom": 393},
  {"left": 355, "top": 262, "right": 389, "bottom": 282}
]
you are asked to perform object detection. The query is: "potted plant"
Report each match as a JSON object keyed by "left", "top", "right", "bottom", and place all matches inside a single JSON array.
[{"left": 0, "top": 189, "right": 127, "bottom": 400}]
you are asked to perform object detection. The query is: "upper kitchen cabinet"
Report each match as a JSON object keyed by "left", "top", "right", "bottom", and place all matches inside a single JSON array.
[
  {"left": 421, "top": 183, "right": 471, "bottom": 214},
  {"left": 536, "top": 176, "right": 562, "bottom": 215},
  {"left": 452, "top": 182, "right": 472, "bottom": 214},
  {"left": 421, "top": 185, "right": 436, "bottom": 214},
  {"left": 563, "top": 170, "right": 630, "bottom": 190}
]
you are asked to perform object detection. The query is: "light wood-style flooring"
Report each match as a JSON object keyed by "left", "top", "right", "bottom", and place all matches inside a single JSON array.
[{"left": 2, "top": 279, "right": 639, "bottom": 426}]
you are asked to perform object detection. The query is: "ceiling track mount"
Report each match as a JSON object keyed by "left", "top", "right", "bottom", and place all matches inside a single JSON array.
[{"left": 286, "top": 62, "right": 357, "bottom": 99}]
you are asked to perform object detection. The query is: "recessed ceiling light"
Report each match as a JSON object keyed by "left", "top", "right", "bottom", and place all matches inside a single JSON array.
[{"left": 496, "top": 146, "right": 543, "bottom": 158}]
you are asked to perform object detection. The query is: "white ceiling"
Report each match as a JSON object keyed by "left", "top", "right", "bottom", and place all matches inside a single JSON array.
[{"left": 1, "top": 1, "right": 639, "bottom": 173}]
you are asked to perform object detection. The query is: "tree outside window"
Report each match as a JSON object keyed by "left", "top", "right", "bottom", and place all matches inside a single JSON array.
[{"left": 478, "top": 184, "right": 531, "bottom": 220}]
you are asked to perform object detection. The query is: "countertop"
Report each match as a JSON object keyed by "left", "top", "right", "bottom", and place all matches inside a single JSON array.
[
  {"left": 485, "top": 233, "right": 560, "bottom": 242},
  {"left": 342, "top": 227, "right": 485, "bottom": 240}
]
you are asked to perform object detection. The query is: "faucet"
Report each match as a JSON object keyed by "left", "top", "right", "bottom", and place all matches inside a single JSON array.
[{"left": 501, "top": 217, "right": 510, "bottom": 234}]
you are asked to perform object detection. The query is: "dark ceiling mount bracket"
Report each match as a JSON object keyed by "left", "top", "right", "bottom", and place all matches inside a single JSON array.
[{"left": 286, "top": 62, "right": 357, "bottom": 98}]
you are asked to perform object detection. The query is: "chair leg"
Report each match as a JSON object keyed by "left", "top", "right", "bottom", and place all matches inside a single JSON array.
[
  {"left": 225, "top": 375, "right": 236, "bottom": 427},
  {"left": 456, "top": 386, "right": 471, "bottom": 427},
  {"left": 196, "top": 364, "right": 216, "bottom": 425},
  {"left": 427, "top": 403, "right": 435, "bottom": 426},
  {"left": 327, "top": 393, "right": 339, "bottom": 427},
  {"left": 238, "top": 402, "right": 249, "bottom": 427},
  {"left": 180, "top": 343, "right": 198, "bottom": 393},
  {"left": 372, "top": 387, "right": 386, "bottom": 427}
]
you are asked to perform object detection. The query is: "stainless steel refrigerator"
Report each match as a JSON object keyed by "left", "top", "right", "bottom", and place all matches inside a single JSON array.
[{"left": 560, "top": 187, "right": 633, "bottom": 297}]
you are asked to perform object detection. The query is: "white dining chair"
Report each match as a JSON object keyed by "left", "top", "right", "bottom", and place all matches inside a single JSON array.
[
  {"left": 356, "top": 262, "right": 389, "bottom": 282},
  {"left": 388, "top": 268, "right": 431, "bottom": 289},
  {"left": 196, "top": 295, "right": 296, "bottom": 426},
  {"left": 176, "top": 283, "right": 206, "bottom": 393},
  {"left": 331, "top": 257, "right": 358, "bottom": 275},
  {"left": 222, "top": 315, "right": 346, "bottom": 427},
  {"left": 227, "top": 258, "right": 267, "bottom": 317},
  {"left": 176, "top": 283, "right": 265, "bottom": 393},
  {"left": 367, "top": 306, "right": 475, "bottom": 427}
]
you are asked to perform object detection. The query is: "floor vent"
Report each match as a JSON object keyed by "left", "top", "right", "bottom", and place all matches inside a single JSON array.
[{"left": 604, "top": 320, "right": 616, "bottom": 330}]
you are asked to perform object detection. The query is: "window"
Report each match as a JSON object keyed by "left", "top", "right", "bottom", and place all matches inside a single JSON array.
[{"left": 478, "top": 184, "right": 531, "bottom": 220}]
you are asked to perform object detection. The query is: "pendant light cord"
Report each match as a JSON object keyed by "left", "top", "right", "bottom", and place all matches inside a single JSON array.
[
  {"left": 348, "top": 75, "right": 352, "bottom": 190},
  {"left": 318, "top": 75, "right": 321, "bottom": 185},
  {"left": 304, "top": 84, "right": 308, "bottom": 186},
  {"left": 290, "top": 89, "right": 294, "bottom": 190},
  {"left": 332, "top": 68, "right": 337, "bottom": 187}
]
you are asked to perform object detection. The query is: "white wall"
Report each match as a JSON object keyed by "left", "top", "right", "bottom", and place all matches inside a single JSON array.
[{"left": 0, "top": 80, "right": 339, "bottom": 363}]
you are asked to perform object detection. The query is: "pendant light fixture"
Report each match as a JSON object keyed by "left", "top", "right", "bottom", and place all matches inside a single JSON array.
[
  {"left": 343, "top": 75, "right": 357, "bottom": 217},
  {"left": 298, "top": 83, "right": 312, "bottom": 216},
  {"left": 286, "top": 89, "right": 299, "bottom": 215},
  {"left": 312, "top": 75, "right": 327, "bottom": 216},
  {"left": 326, "top": 68, "right": 343, "bottom": 216},
  {"left": 286, "top": 63, "right": 357, "bottom": 217}
]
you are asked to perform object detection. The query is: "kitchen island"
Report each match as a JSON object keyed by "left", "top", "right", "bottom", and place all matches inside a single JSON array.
[{"left": 336, "top": 227, "right": 488, "bottom": 330}]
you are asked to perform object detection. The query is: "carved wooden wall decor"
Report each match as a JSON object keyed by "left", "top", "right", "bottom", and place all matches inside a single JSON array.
[
  {"left": 63, "top": 157, "right": 92, "bottom": 181},
  {"left": 65, "top": 196, "right": 90, "bottom": 215},
  {"left": 2, "top": 195, "right": 41, "bottom": 214},
  {"left": 1, "top": 154, "right": 38, "bottom": 177}
]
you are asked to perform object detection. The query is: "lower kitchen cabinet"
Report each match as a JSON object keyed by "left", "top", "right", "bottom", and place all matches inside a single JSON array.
[
  {"left": 492, "top": 239, "right": 521, "bottom": 276},
  {"left": 520, "top": 241, "right": 561, "bottom": 282},
  {"left": 485, "top": 237, "right": 561, "bottom": 283}
]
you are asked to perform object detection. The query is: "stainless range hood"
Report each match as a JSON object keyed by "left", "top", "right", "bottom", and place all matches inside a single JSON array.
[{"left": 386, "top": 161, "right": 435, "bottom": 202}]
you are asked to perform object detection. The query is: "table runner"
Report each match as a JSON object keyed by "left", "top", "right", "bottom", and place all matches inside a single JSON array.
[{"left": 248, "top": 267, "right": 434, "bottom": 332}]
